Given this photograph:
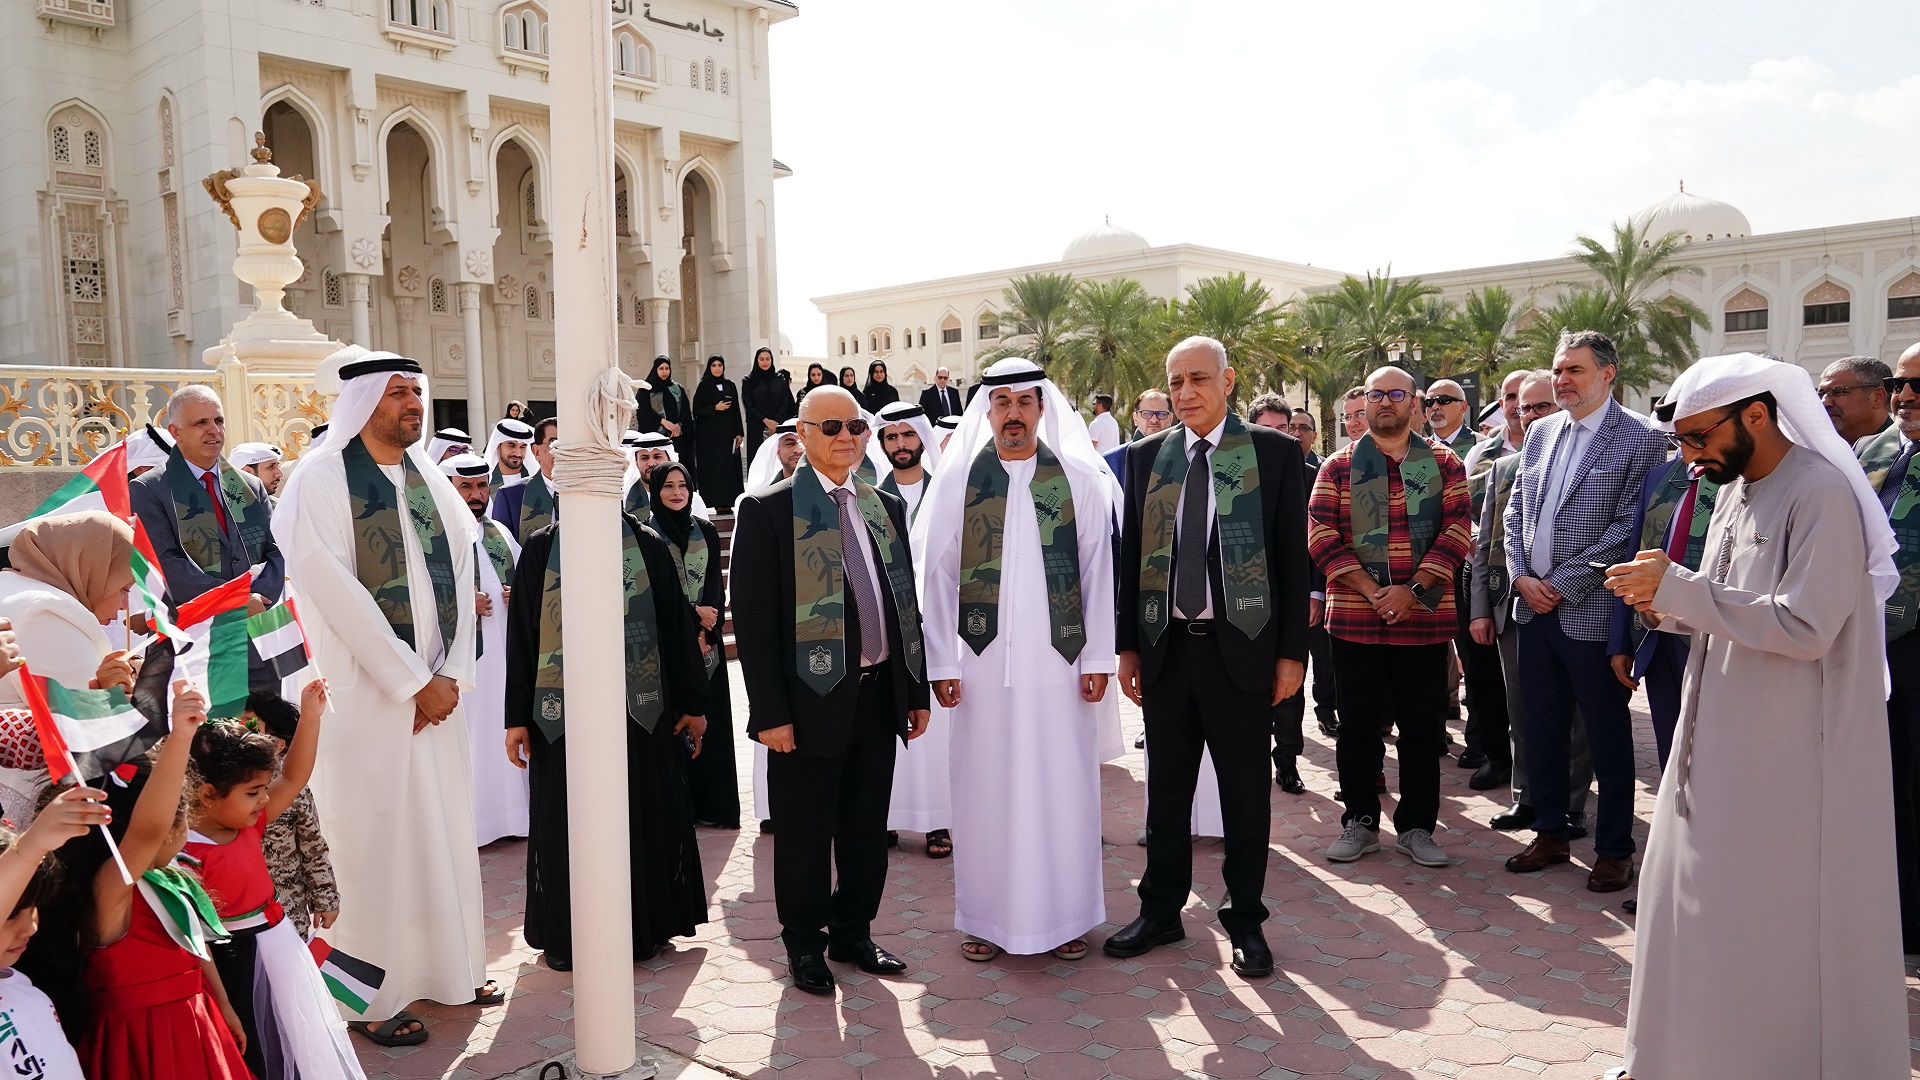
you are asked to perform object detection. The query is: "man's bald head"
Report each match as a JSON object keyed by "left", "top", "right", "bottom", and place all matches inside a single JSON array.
[
  {"left": 799, "top": 384, "right": 859, "bottom": 421},
  {"left": 1366, "top": 366, "right": 1417, "bottom": 394}
]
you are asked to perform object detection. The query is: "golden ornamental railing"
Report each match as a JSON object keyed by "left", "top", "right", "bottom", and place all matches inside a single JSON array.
[{"left": 0, "top": 364, "right": 332, "bottom": 468}]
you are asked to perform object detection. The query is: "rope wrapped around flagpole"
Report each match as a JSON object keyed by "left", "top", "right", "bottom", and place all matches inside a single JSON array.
[{"left": 547, "top": 368, "right": 637, "bottom": 498}]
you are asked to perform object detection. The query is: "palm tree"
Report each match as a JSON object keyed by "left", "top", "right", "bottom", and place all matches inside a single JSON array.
[
  {"left": 1051, "top": 277, "right": 1157, "bottom": 402},
  {"left": 1303, "top": 269, "right": 1443, "bottom": 372},
  {"left": 1520, "top": 221, "right": 1709, "bottom": 397},
  {"left": 1515, "top": 286, "right": 1686, "bottom": 394},
  {"left": 1284, "top": 299, "right": 1362, "bottom": 440},
  {"left": 1439, "top": 285, "right": 1522, "bottom": 381},
  {"left": 1159, "top": 272, "right": 1301, "bottom": 390},
  {"left": 981, "top": 272, "right": 1078, "bottom": 369}
]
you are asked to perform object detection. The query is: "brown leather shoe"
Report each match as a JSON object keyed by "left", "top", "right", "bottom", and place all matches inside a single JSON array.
[
  {"left": 1504, "top": 834, "right": 1570, "bottom": 873},
  {"left": 1587, "top": 856, "right": 1636, "bottom": 893}
]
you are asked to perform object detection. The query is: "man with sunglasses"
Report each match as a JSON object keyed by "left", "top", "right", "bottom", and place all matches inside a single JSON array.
[
  {"left": 1865, "top": 343, "right": 1920, "bottom": 955},
  {"left": 1287, "top": 410, "right": 1340, "bottom": 739},
  {"left": 1425, "top": 378, "right": 1507, "bottom": 788},
  {"left": 1422, "top": 379, "right": 1476, "bottom": 458},
  {"left": 731, "top": 385, "right": 933, "bottom": 996},
  {"left": 1500, "top": 330, "right": 1667, "bottom": 892},
  {"left": 1602, "top": 353, "right": 1905, "bottom": 1080},
  {"left": 1818, "top": 355, "right": 1892, "bottom": 446}
]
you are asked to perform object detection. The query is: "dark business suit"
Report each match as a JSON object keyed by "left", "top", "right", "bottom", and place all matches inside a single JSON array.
[
  {"left": 130, "top": 457, "right": 285, "bottom": 605},
  {"left": 1605, "top": 458, "right": 1698, "bottom": 769},
  {"left": 918, "top": 384, "right": 962, "bottom": 421},
  {"left": 1117, "top": 422, "right": 1310, "bottom": 933},
  {"left": 731, "top": 476, "right": 931, "bottom": 955},
  {"left": 1273, "top": 450, "right": 1331, "bottom": 764}
]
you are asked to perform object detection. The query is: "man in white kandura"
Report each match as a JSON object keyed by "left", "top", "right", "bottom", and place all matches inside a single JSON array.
[
  {"left": 914, "top": 357, "right": 1115, "bottom": 962},
  {"left": 1603, "top": 353, "right": 1906, "bottom": 1080},
  {"left": 483, "top": 417, "right": 537, "bottom": 488},
  {"left": 440, "top": 453, "right": 528, "bottom": 847},
  {"left": 273, "top": 348, "right": 496, "bottom": 1047},
  {"left": 873, "top": 399, "right": 951, "bottom": 857}
]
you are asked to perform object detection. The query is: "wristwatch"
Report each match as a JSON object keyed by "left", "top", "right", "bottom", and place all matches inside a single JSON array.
[{"left": 1407, "top": 580, "right": 1441, "bottom": 612}]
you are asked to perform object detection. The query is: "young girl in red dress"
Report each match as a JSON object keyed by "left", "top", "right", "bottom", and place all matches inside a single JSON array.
[
  {"left": 186, "top": 679, "right": 363, "bottom": 1080},
  {"left": 24, "top": 680, "right": 251, "bottom": 1080}
]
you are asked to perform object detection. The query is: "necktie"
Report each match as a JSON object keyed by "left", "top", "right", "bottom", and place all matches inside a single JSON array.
[
  {"left": 1175, "top": 438, "right": 1212, "bottom": 619},
  {"left": 832, "top": 487, "right": 883, "bottom": 664},
  {"left": 201, "top": 470, "right": 230, "bottom": 532},
  {"left": 1883, "top": 441, "right": 1914, "bottom": 513},
  {"left": 1530, "top": 424, "right": 1580, "bottom": 577},
  {"left": 1663, "top": 476, "right": 1699, "bottom": 565}
]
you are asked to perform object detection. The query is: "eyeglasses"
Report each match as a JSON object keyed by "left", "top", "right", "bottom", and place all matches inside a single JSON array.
[
  {"left": 1135, "top": 409, "right": 1172, "bottom": 421},
  {"left": 1518, "top": 401, "right": 1558, "bottom": 416},
  {"left": 1884, "top": 376, "right": 1920, "bottom": 395},
  {"left": 1664, "top": 408, "right": 1737, "bottom": 451},
  {"left": 1364, "top": 389, "right": 1411, "bottom": 403},
  {"left": 800, "top": 418, "right": 871, "bottom": 437},
  {"left": 1424, "top": 395, "right": 1464, "bottom": 408},
  {"left": 1287, "top": 422, "right": 1316, "bottom": 434},
  {"left": 1815, "top": 384, "right": 1874, "bottom": 400}
]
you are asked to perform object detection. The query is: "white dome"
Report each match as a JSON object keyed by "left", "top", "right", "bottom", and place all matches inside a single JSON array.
[
  {"left": 1630, "top": 184, "right": 1752, "bottom": 244},
  {"left": 777, "top": 332, "right": 793, "bottom": 355},
  {"left": 1062, "top": 219, "right": 1150, "bottom": 261}
]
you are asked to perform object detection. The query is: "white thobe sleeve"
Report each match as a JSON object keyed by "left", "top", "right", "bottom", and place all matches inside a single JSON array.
[
  {"left": 920, "top": 500, "right": 964, "bottom": 684},
  {"left": 1075, "top": 471, "right": 1117, "bottom": 677},
  {"left": 438, "top": 503, "right": 479, "bottom": 693},
  {"left": 1652, "top": 479, "right": 1863, "bottom": 664},
  {"left": 284, "top": 462, "right": 436, "bottom": 704}
]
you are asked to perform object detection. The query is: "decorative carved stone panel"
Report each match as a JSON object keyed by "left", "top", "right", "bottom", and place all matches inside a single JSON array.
[
  {"left": 1805, "top": 280, "right": 1850, "bottom": 305},
  {"left": 1724, "top": 287, "right": 1768, "bottom": 312},
  {"left": 1889, "top": 272, "right": 1920, "bottom": 299}
]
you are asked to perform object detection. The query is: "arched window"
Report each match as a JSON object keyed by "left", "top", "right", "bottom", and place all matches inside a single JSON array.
[
  {"left": 838, "top": 337, "right": 846, "bottom": 356},
  {"left": 323, "top": 270, "right": 344, "bottom": 308},
  {"left": 853, "top": 337, "right": 860, "bottom": 354},
  {"left": 940, "top": 315, "right": 962, "bottom": 346},
  {"left": 1803, "top": 281, "right": 1851, "bottom": 326},
  {"left": 719, "top": 68, "right": 730, "bottom": 96},
  {"left": 869, "top": 333, "right": 878, "bottom": 353},
  {"left": 52, "top": 126, "right": 71, "bottom": 163},
  {"left": 613, "top": 27, "right": 653, "bottom": 79},
  {"left": 1722, "top": 287, "right": 1768, "bottom": 333},
  {"left": 1889, "top": 272, "right": 1920, "bottom": 321},
  {"left": 500, "top": 2, "right": 548, "bottom": 56},
  {"left": 526, "top": 284, "right": 542, "bottom": 320},
  {"left": 977, "top": 313, "right": 1000, "bottom": 340},
  {"left": 429, "top": 276, "right": 448, "bottom": 314},
  {"left": 83, "top": 130, "right": 101, "bottom": 167},
  {"left": 633, "top": 294, "right": 646, "bottom": 324},
  {"left": 883, "top": 331, "right": 892, "bottom": 351},
  {"left": 703, "top": 57, "right": 715, "bottom": 92},
  {"left": 918, "top": 328, "right": 927, "bottom": 348},
  {"left": 688, "top": 61, "right": 699, "bottom": 87},
  {"left": 616, "top": 294, "right": 625, "bottom": 324}
]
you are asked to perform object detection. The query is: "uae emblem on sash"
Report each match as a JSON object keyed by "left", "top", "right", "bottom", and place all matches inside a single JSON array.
[
  {"left": 965, "top": 609, "right": 988, "bottom": 637},
  {"left": 1145, "top": 597, "right": 1161, "bottom": 624},
  {"left": 540, "top": 697, "right": 563, "bottom": 722},
  {"left": 807, "top": 645, "right": 833, "bottom": 676}
]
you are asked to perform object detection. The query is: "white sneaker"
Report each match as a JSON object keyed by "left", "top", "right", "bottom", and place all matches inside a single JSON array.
[
  {"left": 1326, "top": 822, "right": 1380, "bottom": 862},
  {"left": 1395, "top": 828, "right": 1449, "bottom": 867}
]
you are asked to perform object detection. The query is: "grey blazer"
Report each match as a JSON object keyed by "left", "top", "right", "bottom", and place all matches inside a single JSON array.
[
  {"left": 1500, "top": 398, "right": 1668, "bottom": 641},
  {"left": 130, "top": 463, "right": 286, "bottom": 606}
]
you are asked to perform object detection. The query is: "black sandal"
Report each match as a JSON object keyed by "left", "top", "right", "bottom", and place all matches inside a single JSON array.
[
  {"left": 349, "top": 1012, "right": 428, "bottom": 1047},
  {"left": 471, "top": 979, "right": 505, "bottom": 1005},
  {"left": 925, "top": 829, "right": 952, "bottom": 859}
]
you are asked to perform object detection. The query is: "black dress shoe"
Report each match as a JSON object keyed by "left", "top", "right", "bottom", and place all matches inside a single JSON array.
[
  {"left": 1318, "top": 718, "right": 1340, "bottom": 738},
  {"left": 826, "top": 940, "right": 907, "bottom": 975},
  {"left": 1101, "top": 916, "right": 1185, "bottom": 958},
  {"left": 788, "top": 953, "right": 835, "bottom": 995},
  {"left": 1228, "top": 929, "right": 1273, "bottom": 978},
  {"left": 1468, "top": 762, "right": 1510, "bottom": 791},
  {"left": 1276, "top": 758, "right": 1305, "bottom": 795},
  {"left": 542, "top": 952, "right": 572, "bottom": 971},
  {"left": 759, "top": 819, "right": 775, "bottom": 834},
  {"left": 1456, "top": 748, "right": 1488, "bottom": 770},
  {"left": 1568, "top": 822, "right": 1589, "bottom": 841},
  {"left": 1489, "top": 804, "right": 1536, "bottom": 831}
]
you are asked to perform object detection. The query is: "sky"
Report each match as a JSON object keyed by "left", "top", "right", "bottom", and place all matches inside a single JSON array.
[{"left": 764, "top": 0, "right": 1920, "bottom": 357}]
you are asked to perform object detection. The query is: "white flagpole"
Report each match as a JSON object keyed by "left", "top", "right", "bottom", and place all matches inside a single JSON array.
[
  {"left": 549, "top": 0, "right": 636, "bottom": 1074},
  {"left": 66, "top": 750, "right": 133, "bottom": 886}
]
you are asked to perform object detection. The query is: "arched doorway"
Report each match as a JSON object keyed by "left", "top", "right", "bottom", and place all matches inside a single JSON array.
[
  {"left": 261, "top": 101, "right": 325, "bottom": 329},
  {"left": 672, "top": 169, "right": 717, "bottom": 382}
]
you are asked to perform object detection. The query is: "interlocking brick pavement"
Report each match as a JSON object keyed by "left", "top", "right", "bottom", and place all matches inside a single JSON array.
[{"left": 356, "top": 667, "right": 1920, "bottom": 1079}]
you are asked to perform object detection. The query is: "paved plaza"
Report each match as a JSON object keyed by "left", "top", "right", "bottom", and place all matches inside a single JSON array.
[{"left": 354, "top": 668, "right": 1920, "bottom": 1080}]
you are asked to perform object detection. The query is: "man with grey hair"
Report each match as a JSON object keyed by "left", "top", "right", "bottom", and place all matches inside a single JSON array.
[
  {"left": 131, "top": 383, "right": 284, "bottom": 611},
  {"left": 1108, "top": 335, "right": 1309, "bottom": 976},
  {"left": 1422, "top": 378, "right": 1475, "bottom": 457},
  {"left": 1868, "top": 341, "right": 1920, "bottom": 952},
  {"left": 1818, "top": 354, "right": 1892, "bottom": 445},
  {"left": 1501, "top": 330, "right": 1667, "bottom": 890}
]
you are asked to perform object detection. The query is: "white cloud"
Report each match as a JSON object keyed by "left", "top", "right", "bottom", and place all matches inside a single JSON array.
[{"left": 771, "top": 4, "right": 1920, "bottom": 354}]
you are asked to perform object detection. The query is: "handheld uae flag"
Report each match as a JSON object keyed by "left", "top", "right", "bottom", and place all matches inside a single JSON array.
[
  {"left": 309, "top": 938, "right": 385, "bottom": 1014},
  {"left": 129, "top": 518, "right": 182, "bottom": 641},
  {"left": 247, "top": 600, "right": 310, "bottom": 681},
  {"left": 173, "top": 573, "right": 254, "bottom": 719},
  {"left": 0, "top": 442, "right": 130, "bottom": 546},
  {"left": 19, "top": 665, "right": 165, "bottom": 786}
]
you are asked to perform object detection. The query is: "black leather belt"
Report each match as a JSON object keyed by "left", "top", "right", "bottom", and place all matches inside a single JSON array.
[
  {"left": 858, "top": 663, "right": 886, "bottom": 683},
  {"left": 1171, "top": 618, "right": 1214, "bottom": 636}
]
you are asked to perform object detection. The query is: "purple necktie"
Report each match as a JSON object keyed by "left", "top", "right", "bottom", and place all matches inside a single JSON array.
[{"left": 832, "top": 488, "right": 884, "bottom": 664}]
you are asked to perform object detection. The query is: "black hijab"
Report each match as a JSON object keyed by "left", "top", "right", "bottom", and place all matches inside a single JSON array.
[
  {"left": 863, "top": 360, "right": 890, "bottom": 394},
  {"left": 839, "top": 366, "right": 859, "bottom": 389},
  {"left": 805, "top": 363, "right": 828, "bottom": 388},
  {"left": 650, "top": 356, "right": 677, "bottom": 390},
  {"left": 701, "top": 354, "right": 731, "bottom": 388},
  {"left": 743, "top": 347, "right": 779, "bottom": 388},
  {"left": 646, "top": 461, "right": 696, "bottom": 551}
]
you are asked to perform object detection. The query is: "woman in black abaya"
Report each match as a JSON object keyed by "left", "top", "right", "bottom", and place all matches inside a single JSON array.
[
  {"left": 647, "top": 461, "right": 739, "bottom": 828},
  {"left": 861, "top": 359, "right": 900, "bottom": 412},
  {"left": 690, "top": 355, "right": 743, "bottom": 507},
  {"left": 740, "top": 346, "right": 794, "bottom": 462},
  {"left": 637, "top": 356, "right": 697, "bottom": 482}
]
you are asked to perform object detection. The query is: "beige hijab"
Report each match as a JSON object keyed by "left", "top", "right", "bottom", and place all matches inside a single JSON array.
[{"left": 8, "top": 511, "right": 134, "bottom": 612}]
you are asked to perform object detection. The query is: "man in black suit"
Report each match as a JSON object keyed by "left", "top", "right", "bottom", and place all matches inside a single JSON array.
[
  {"left": 732, "top": 385, "right": 933, "bottom": 996},
  {"left": 918, "top": 366, "right": 962, "bottom": 420},
  {"left": 1107, "top": 336, "right": 1310, "bottom": 978},
  {"left": 130, "top": 384, "right": 283, "bottom": 612}
]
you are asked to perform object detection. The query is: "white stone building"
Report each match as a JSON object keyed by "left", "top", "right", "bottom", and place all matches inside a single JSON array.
[
  {"left": 9, "top": 0, "right": 795, "bottom": 426},
  {"left": 810, "top": 220, "right": 1348, "bottom": 399}
]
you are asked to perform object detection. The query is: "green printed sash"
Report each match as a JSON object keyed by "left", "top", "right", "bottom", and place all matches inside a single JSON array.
[
  {"left": 667, "top": 521, "right": 719, "bottom": 677},
  {"left": 877, "top": 472, "right": 927, "bottom": 522},
  {"left": 1484, "top": 456, "right": 1519, "bottom": 602},
  {"left": 341, "top": 438, "right": 460, "bottom": 656},
  {"left": 1465, "top": 438, "right": 1507, "bottom": 524},
  {"left": 1349, "top": 433, "right": 1442, "bottom": 585},
  {"left": 532, "top": 520, "right": 665, "bottom": 741},
  {"left": 791, "top": 462, "right": 924, "bottom": 696},
  {"left": 490, "top": 463, "right": 528, "bottom": 489},
  {"left": 480, "top": 519, "right": 516, "bottom": 585},
  {"left": 1862, "top": 426, "right": 1920, "bottom": 639},
  {"left": 165, "top": 450, "right": 270, "bottom": 574},
  {"left": 1139, "top": 415, "right": 1270, "bottom": 643},
  {"left": 624, "top": 478, "right": 651, "bottom": 522},
  {"left": 958, "top": 442, "right": 1084, "bottom": 662},
  {"left": 1638, "top": 463, "right": 1719, "bottom": 572},
  {"left": 519, "top": 473, "right": 556, "bottom": 538}
]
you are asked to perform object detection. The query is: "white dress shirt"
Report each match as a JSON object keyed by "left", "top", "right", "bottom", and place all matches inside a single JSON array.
[
  {"left": 1528, "top": 404, "right": 1608, "bottom": 578},
  {"left": 1172, "top": 419, "right": 1225, "bottom": 619},
  {"left": 1088, "top": 410, "right": 1121, "bottom": 452},
  {"left": 824, "top": 470, "right": 891, "bottom": 664}
]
